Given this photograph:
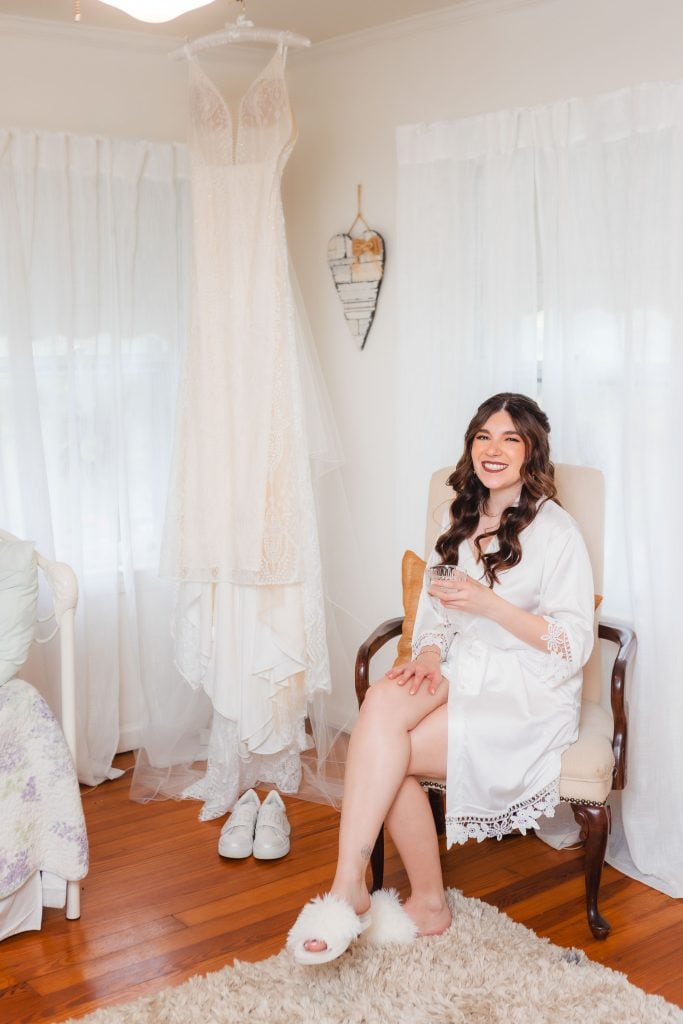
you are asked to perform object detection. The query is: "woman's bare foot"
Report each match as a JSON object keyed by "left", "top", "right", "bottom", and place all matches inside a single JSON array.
[
  {"left": 302, "top": 880, "right": 371, "bottom": 953},
  {"left": 403, "top": 893, "right": 452, "bottom": 936}
]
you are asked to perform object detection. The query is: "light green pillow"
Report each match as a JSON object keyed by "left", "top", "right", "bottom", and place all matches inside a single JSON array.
[{"left": 0, "top": 537, "right": 39, "bottom": 685}]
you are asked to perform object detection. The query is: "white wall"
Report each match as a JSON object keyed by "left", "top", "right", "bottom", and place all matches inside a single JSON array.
[
  {"left": 0, "top": 15, "right": 264, "bottom": 141},
  {"left": 3, "top": 0, "right": 683, "bottom": 720}
]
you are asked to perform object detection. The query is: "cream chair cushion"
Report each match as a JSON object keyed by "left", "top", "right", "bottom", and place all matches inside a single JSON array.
[{"left": 559, "top": 701, "right": 615, "bottom": 804}]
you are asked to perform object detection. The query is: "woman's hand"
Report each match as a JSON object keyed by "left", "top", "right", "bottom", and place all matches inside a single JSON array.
[
  {"left": 428, "top": 574, "right": 500, "bottom": 619},
  {"left": 386, "top": 651, "right": 443, "bottom": 696},
  {"left": 429, "top": 575, "right": 560, "bottom": 655}
]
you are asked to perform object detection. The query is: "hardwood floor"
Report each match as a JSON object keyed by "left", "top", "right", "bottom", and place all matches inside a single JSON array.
[{"left": 1, "top": 752, "right": 682, "bottom": 1023}]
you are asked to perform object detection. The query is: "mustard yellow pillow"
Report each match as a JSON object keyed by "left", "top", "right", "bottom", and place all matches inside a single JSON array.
[{"left": 395, "top": 550, "right": 427, "bottom": 666}]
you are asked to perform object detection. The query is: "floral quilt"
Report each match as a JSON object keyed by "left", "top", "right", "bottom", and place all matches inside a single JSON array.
[{"left": 0, "top": 678, "right": 88, "bottom": 899}]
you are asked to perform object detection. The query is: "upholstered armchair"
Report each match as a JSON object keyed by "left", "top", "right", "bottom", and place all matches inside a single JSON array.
[{"left": 355, "top": 465, "right": 636, "bottom": 940}]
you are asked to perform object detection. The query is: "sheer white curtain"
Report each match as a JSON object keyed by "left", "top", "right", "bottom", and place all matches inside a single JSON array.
[
  {"left": 396, "top": 80, "right": 683, "bottom": 897},
  {"left": 395, "top": 116, "right": 540, "bottom": 551},
  {"left": 0, "top": 129, "right": 191, "bottom": 785},
  {"left": 536, "top": 82, "right": 683, "bottom": 897}
]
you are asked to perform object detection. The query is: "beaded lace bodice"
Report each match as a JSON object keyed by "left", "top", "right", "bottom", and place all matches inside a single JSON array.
[
  {"left": 161, "top": 48, "right": 307, "bottom": 587},
  {"left": 187, "top": 48, "right": 294, "bottom": 169}
]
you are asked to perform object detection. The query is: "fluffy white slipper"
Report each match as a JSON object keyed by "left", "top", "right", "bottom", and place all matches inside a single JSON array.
[
  {"left": 287, "top": 893, "right": 372, "bottom": 965},
  {"left": 362, "top": 889, "right": 419, "bottom": 946}
]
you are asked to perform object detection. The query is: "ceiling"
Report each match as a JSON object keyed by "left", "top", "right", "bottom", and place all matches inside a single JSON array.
[{"left": 0, "top": 0, "right": 470, "bottom": 43}]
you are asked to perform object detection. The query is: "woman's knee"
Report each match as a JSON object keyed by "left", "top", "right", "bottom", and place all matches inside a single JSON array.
[
  {"left": 358, "top": 677, "right": 399, "bottom": 719},
  {"left": 358, "top": 675, "right": 439, "bottom": 732}
]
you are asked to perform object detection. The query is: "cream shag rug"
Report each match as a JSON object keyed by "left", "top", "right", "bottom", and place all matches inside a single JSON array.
[{"left": 66, "top": 890, "right": 683, "bottom": 1024}]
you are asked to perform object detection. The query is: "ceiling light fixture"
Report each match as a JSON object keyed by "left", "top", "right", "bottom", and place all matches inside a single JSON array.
[{"left": 94, "top": 1, "right": 218, "bottom": 23}]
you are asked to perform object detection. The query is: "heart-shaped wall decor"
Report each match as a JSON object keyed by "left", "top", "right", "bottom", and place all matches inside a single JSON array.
[{"left": 327, "top": 229, "right": 385, "bottom": 350}]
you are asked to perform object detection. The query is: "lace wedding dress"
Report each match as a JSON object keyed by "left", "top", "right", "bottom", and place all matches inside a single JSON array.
[{"left": 159, "top": 45, "right": 332, "bottom": 820}]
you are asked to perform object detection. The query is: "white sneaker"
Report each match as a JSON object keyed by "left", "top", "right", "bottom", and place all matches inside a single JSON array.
[
  {"left": 218, "top": 789, "right": 261, "bottom": 859},
  {"left": 253, "top": 791, "right": 291, "bottom": 860}
]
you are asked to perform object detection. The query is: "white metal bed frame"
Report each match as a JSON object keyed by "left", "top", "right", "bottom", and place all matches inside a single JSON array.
[{"left": 0, "top": 530, "right": 81, "bottom": 920}]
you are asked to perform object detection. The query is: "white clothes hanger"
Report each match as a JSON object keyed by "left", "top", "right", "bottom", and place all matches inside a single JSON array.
[{"left": 169, "top": 4, "right": 311, "bottom": 60}]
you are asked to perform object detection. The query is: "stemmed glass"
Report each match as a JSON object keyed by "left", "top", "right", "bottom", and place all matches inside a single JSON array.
[{"left": 426, "top": 564, "right": 468, "bottom": 627}]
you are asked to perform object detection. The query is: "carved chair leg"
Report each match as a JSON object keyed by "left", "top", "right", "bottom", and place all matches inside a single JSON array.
[
  {"left": 571, "top": 801, "right": 612, "bottom": 940},
  {"left": 370, "top": 827, "right": 384, "bottom": 892}
]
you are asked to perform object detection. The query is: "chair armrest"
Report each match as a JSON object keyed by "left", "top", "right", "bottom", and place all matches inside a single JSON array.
[
  {"left": 355, "top": 616, "right": 404, "bottom": 709},
  {"left": 598, "top": 620, "right": 636, "bottom": 791}
]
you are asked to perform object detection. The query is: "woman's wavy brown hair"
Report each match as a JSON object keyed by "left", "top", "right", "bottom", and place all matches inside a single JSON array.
[{"left": 435, "top": 392, "right": 557, "bottom": 586}]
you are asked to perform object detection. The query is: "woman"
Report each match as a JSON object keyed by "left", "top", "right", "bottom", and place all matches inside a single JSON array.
[{"left": 287, "top": 393, "right": 595, "bottom": 964}]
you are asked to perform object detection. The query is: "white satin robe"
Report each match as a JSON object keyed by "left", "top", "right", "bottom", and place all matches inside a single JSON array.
[{"left": 412, "top": 499, "right": 595, "bottom": 847}]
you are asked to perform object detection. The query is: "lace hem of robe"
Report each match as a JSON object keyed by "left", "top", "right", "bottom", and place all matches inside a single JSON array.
[{"left": 446, "top": 777, "right": 560, "bottom": 846}]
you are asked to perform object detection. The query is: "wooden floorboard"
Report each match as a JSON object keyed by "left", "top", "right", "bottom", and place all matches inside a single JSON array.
[{"left": 1, "top": 752, "right": 681, "bottom": 1022}]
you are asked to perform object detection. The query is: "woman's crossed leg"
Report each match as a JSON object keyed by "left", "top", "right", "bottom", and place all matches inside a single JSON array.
[{"left": 303, "top": 674, "right": 449, "bottom": 953}]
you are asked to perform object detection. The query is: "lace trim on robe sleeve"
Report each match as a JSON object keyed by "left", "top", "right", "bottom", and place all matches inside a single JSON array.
[
  {"left": 539, "top": 616, "right": 575, "bottom": 684},
  {"left": 411, "top": 627, "right": 453, "bottom": 662},
  {"left": 541, "top": 619, "right": 572, "bottom": 660}
]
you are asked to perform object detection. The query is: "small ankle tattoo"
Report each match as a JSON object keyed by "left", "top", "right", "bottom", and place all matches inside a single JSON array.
[{"left": 360, "top": 845, "right": 372, "bottom": 861}]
